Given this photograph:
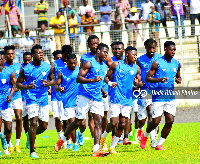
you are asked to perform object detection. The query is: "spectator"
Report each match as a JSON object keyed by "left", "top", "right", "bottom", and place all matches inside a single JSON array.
[
  {"left": 187, "top": 0, "right": 200, "bottom": 36},
  {"left": 5, "top": 0, "right": 23, "bottom": 34},
  {"left": 116, "top": 0, "right": 130, "bottom": 18},
  {"left": 68, "top": 10, "right": 81, "bottom": 53},
  {"left": 21, "top": 29, "right": 37, "bottom": 51},
  {"left": 78, "top": 0, "right": 95, "bottom": 17},
  {"left": 34, "top": 0, "right": 49, "bottom": 28},
  {"left": 59, "top": 0, "right": 72, "bottom": 15},
  {"left": 147, "top": 6, "right": 160, "bottom": 51},
  {"left": 38, "top": 24, "right": 53, "bottom": 63},
  {"left": 81, "top": 9, "right": 97, "bottom": 35},
  {"left": 125, "top": 7, "right": 141, "bottom": 47},
  {"left": 141, "top": 0, "right": 154, "bottom": 40},
  {"left": 50, "top": 11, "right": 65, "bottom": 50},
  {"left": 170, "top": 0, "right": 186, "bottom": 39},
  {"left": 111, "top": 6, "right": 122, "bottom": 42},
  {"left": 154, "top": 0, "right": 170, "bottom": 38},
  {"left": 100, "top": 0, "right": 112, "bottom": 40},
  {"left": 0, "top": 31, "right": 7, "bottom": 50}
]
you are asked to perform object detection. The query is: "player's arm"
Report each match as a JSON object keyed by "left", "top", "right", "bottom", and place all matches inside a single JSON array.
[
  {"left": 43, "top": 64, "right": 56, "bottom": 86},
  {"left": 104, "top": 62, "right": 118, "bottom": 88},
  {"left": 175, "top": 63, "right": 181, "bottom": 84},
  {"left": 76, "top": 61, "right": 102, "bottom": 83},
  {"left": 106, "top": 54, "right": 113, "bottom": 67},
  {"left": 54, "top": 72, "right": 65, "bottom": 93},
  {"left": 101, "top": 87, "right": 108, "bottom": 98},
  {"left": 80, "top": 58, "right": 83, "bottom": 68},
  {"left": 134, "top": 66, "right": 145, "bottom": 88},
  {"left": 17, "top": 68, "right": 35, "bottom": 90},
  {"left": 145, "top": 61, "right": 168, "bottom": 83},
  {"left": 7, "top": 72, "right": 17, "bottom": 103}
]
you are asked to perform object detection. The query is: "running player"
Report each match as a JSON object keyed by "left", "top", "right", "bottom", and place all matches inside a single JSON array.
[
  {"left": 4, "top": 45, "right": 23, "bottom": 153},
  {"left": 140, "top": 41, "right": 181, "bottom": 150},
  {"left": 136, "top": 38, "right": 162, "bottom": 147},
  {"left": 17, "top": 44, "right": 55, "bottom": 158},
  {"left": 101, "top": 46, "right": 143, "bottom": 154},
  {"left": 54, "top": 53, "right": 79, "bottom": 151},
  {"left": 0, "top": 52, "right": 16, "bottom": 156},
  {"left": 21, "top": 52, "right": 32, "bottom": 149},
  {"left": 54, "top": 43, "right": 109, "bottom": 157}
]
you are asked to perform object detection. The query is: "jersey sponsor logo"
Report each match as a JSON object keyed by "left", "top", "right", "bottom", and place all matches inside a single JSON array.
[
  {"left": 67, "top": 78, "right": 70, "bottom": 81},
  {"left": 173, "top": 68, "right": 176, "bottom": 72},
  {"left": 1, "top": 79, "right": 6, "bottom": 84},
  {"left": 162, "top": 69, "right": 166, "bottom": 71},
  {"left": 16, "top": 70, "right": 19, "bottom": 74},
  {"left": 42, "top": 72, "right": 46, "bottom": 76},
  {"left": 130, "top": 71, "right": 134, "bottom": 75}
]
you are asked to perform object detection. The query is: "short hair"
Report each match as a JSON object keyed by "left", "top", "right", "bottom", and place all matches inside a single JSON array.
[
  {"left": 112, "top": 41, "right": 124, "bottom": 47},
  {"left": 0, "top": 50, "right": 6, "bottom": 55},
  {"left": 52, "top": 50, "right": 62, "bottom": 57},
  {"left": 67, "top": 53, "right": 77, "bottom": 60},
  {"left": 62, "top": 45, "right": 72, "bottom": 54},
  {"left": 164, "top": 41, "right": 175, "bottom": 48},
  {"left": 31, "top": 44, "right": 42, "bottom": 54},
  {"left": 144, "top": 38, "right": 157, "bottom": 47},
  {"left": 87, "top": 35, "right": 99, "bottom": 45},
  {"left": 97, "top": 43, "right": 109, "bottom": 52},
  {"left": 23, "top": 51, "right": 31, "bottom": 57},
  {"left": 125, "top": 46, "right": 137, "bottom": 52},
  {"left": 4, "top": 45, "right": 15, "bottom": 52},
  {"left": 110, "top": 41, "right": 117, "bottom": 47}
]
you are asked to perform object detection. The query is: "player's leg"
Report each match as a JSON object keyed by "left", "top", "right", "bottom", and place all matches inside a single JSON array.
[
  {"left": 88, "top": 111, "right": 94, "bottom": 139},
  {"left": 0, "top": 116, "right": 2, "bottom": 132},
  {"left": 102, "top": 96, "right": 109, "bottom": 134}
]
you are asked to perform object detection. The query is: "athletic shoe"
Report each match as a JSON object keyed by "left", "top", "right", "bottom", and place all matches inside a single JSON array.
[
  {"left": 26, "top": 132, "right": 30, "bottom": 149},
  {"left": 67, "top": 144, "right": 72, "bottom": 149},
  {"left": 92, "top": 149, "right": 109, "bottom": 157},
  {"left": 4, "top": 149, "right": 10, "bottom": 155},
  {"left": 137, "top": 129, "right": 143, "bottom": 141},
  {"left": 123, "top": 138, "right": 132, "bottom": 145},
  {"left": 54, "top": 139, "right": 64, "bottom": 152},
  {"left": 151, "top": 139, "right": 157, "bottom": 148},
  {"left": 0, "top": 133, "right": 8, "bottom": 150},
  {"left": 30, "top": 152, "right": 39, "bottom": 158},
  {"left": 15, "top": 145, "right": 21, "bottom": 152},
  {"left": 100, "top": 137, "right": 107, "bottom": 151},
  {"left": 155, "top": 145, "right": 165, "bottom": 150},
  {"left": 78, "top": 131, "right": 84, "bottom": 146},
  {"left": 72, "top": 145, "right": 79, "bottom": 151},
  {"left": 8, "top": 146, "right": 14, "bottom": 153},
  {"left": 117, "top": 139, "right": 123, "bottom": 145},
  {"left": 108, "top": 147, "right": 118, "bottom": 154},
  {"left": 0, "top": 150, "right": 2, "bottom": 157},
  {"left": 62, "top": 142, "right": 67, "bottom": 149},
  {"left": 140, "top": 134, "right": 148, "bottom": 149}
]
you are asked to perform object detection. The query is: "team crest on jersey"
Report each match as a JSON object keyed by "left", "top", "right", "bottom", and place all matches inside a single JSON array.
[
  {"left": 1, "top": 79, "right": 6, "bottom": 84},
  {"left": 120, "top": 70, "right": 123, "bottom": 73},
  {"left": 130, "top": 71, "right": 134, "bottom": 75},
  {"left": 42, "top": 72, "right": 46, "bottom": 76},
  {"left": 173, "top": 68, "right": 176, "bottom": 72},
  {"left": 162, "top": 69, "right": 166, "bottom": 71},
  {"left": 67, "top": 78, "right": 70, "bottom": 81},
  {"left": 96, "top": 69, "right": 99, "bottom": 72},
  {"left": 16, "top": 70, "right": 19, "bottom": 74}
]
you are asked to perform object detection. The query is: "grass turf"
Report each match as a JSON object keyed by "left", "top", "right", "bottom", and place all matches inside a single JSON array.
[{"left": 0, "top": 122, "right": 199, "bottom": 163}]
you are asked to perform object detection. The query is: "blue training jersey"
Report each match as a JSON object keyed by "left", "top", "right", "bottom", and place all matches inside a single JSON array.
[
  {"left": 4, "top": 62, "right": 22, "bottom": 101},
  {"left": 81, "top": 52, "right": 95, "bottom": 64},
  {"left": 78, "top": 58, "right": 107, "bottom": 102},
  {"left": 0, "top": 67, "right": 13, "bottom": 110},
  {"left": 23, "top": 61, "right": 51, "bottom": 106},
  {"left": 152, "top": 56, "right": 180, "bottom": 102},
  {"left": 61, "top": 66, "right": 80, "bottom": 108},
  {"left": 110, "top": 61, "right": 138, "bottom": 106},
  {"left": 21, "top": 63, "right": 28, "bottom": 102}
]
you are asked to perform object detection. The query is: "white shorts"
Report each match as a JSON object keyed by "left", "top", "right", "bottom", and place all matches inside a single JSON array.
[
  {"left": 152, "top": 101, "right": 176, "bottom": 118},
  {"left": 51, "top": 101, "right": 63, "bottom": 119},
  {"left": 142, "top": 99, "right": 152, "bottom": 108},
  {"left": 109, "top": 103, "right": 132, "bottom": 119},
  {"left": 103, "top": 97, "right": 109, "bottom": 112},
  {"left": 63, "top": 107, "right": 76, "bottom": 120},
  {"left": 11, "top": 98, "right": 23, "bottom": 110},
  {"left": 27, "top": 104, "right": 49, "bottom": 122},
  {"left": 131, "top": 99, "right": 138, "bottom": 115},
  {"left": 0, "top": 108, "right": 13, "bottom": 122},
  {"left": 75, "top": 95, "right": 104, "bottom": 119},
  {"left": 22, "top": 101, "right": 28, "bottom": 117},
  {"left": 137, "top": 99, "right": 152, "bottom": 120}
]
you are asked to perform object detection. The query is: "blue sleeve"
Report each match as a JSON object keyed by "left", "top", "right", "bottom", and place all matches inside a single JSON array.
[
  {"left": 100, "top": 6, "right": 103, "bottom": 12},
  {"left": 157, "top": 13, "right": 160, "bottom": 20},
  {"left": 109, "top": 6, "right": 112, "bottom": 11},
  {"left": 147, "top": 14, "right": 150, "bottom": 19}
]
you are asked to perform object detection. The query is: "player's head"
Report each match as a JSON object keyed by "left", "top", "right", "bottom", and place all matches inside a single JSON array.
[
  {"left": 113, "top": 41, "right": 124, "bottom": 59},
  {"left": 150, "top": 6, "right": 155, "bottom": 13},
  {"left": 23, "top": 52, "right": 32, "bottom": 65},
  {"left": 0, "top": 51, "right": 6, "bottom": 66},
  {"left": 62, "top": 45, "right": 72, "bottom": 62},
  {"left": 12, "top": 30, "right": 17, "bottom": 37},
  {"left": 96, "top": 43, "right": 109, "bottom": 62},
  {"left": 125, "top": 46, "right": 137, "bottom": 64},
  {"left": 144, "top": 38, "right": 157, "bottom": 57},
  {"left": 110, "top": 41, "right": 117, "bottom": 54},
  {"left": 31, "top": 44, "right": 43, "bottom": 62},
  {"left": 87, "top": 35, "right": 99, "bottom": 53},
  {"left": 4, "top": 45, "right": 15, "bottom": 62},
  {"left": 102, "top": 0, "right": 107, "bottom": 6},
  {"left": 164, "top": 41, "right": 176, "bottom": 59},
  {"left": 67, "top": 53, "right": 77, "bottom": 70},
  {"left": 56, "top": 11, "right": 62, "bottom": 18},
  {"left": 52, "top": 50, "right": 62, "bottom": 61}
]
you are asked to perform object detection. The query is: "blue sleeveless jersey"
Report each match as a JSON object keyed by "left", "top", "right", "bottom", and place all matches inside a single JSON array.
[
  {"left": 81, "top": 52, "right": 95, "bottom": 64},
  {"left": 4, "top": 62, "right": 22, "bottom": 100},
  {"left": 23, "top": 61, "right": 51, "bottom": 106},
  {"left": 111, "top": 55, "right": 125, "bottom": 62},
  {"left": 0, "top": 67, "right": 13, "bottom": 110},
  {"left": 61, "top": 66, "right": 80, "bottom": 108},
  {"left": 152, "top": 56, "right": 180, "bottom": 102},
  {"left": 110, "top": 61, "right": 138, "bottom": 106},
  {"left": 53, "top": 58, "right": 67, "bottom": 101},
  {"left": 78, "top": 59, "right": 107, "bottom": 102},
  {"left": 21, "top": 63, "right": 28, "bottom": 101}
]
